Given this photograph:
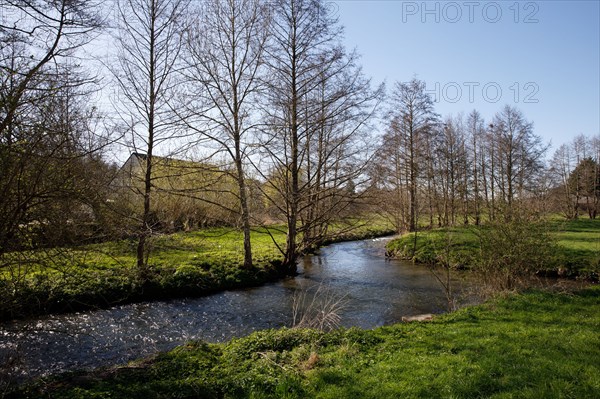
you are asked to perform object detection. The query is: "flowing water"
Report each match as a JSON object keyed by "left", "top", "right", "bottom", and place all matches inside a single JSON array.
[{"left": 0, "top": 238, "right": 475, "bottom": 382}]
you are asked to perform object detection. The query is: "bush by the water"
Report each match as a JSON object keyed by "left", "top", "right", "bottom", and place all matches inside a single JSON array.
[{"left": 385, "top": 217, "right": 600, "bottom": 287}]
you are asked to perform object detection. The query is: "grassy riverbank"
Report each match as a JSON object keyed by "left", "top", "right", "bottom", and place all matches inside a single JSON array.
[
  {"left": 0, "top": 221, "right": 395, "bottom": 321},
  {"left": 10, "top": 286, "right": 600, "bottom": 398},
  {"left": 385, "top": 218, "right": 600, "bottom": 279}
]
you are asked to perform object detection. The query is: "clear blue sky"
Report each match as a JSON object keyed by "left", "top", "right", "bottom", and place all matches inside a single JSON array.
[{"left": 335, "top": 0, "right": 600, "bottom": 150}]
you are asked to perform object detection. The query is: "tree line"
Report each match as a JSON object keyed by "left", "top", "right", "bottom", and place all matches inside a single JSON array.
[
  {"left": 372, "top": 80, "right": 599, "bottom": 234},
  {"left": 1, "top": 0, "right": 598, "bottom": 281}
]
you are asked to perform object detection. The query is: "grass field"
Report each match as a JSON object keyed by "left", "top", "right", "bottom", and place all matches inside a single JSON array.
[
  {"left": 11, "top": 286, "right": 600, "bottom": 398},
  {"left": 0, "top": 221, "right": 395, "bottom": 320},
  {"left": 552, "top": 218, "right": 600, "bottom": 272},
  {"left": 385, "top": 217, "right": 600, "bottom": 278}
]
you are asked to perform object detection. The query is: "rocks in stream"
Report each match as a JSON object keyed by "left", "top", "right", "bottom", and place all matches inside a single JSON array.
[{"left": 401, "top": 314, "right": 434, "bottom": 322}]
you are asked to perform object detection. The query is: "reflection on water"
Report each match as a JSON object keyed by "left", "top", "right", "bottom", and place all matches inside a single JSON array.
[{"left": 0, "top": 238, "right": 475, "bottom": 381}]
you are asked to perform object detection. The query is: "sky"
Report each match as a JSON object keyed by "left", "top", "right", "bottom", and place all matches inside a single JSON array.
[
  {"left": 333, "top": 0, "right": 600, "bottom": 151},
  {"left": 92, "top": 0, "right": 599, "bottom": 162}
]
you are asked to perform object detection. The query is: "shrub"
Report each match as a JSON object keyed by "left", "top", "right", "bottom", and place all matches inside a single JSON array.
[{"left": 475, "top": 216, "right": 559, "bottom": 291}]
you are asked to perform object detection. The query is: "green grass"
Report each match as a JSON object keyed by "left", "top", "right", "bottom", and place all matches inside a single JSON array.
[
  {"left": 0, "top": 228, "right": 283, "bottom": 320},
  {"left": 386, "top": 218, "right": 600, "bottom": 277},
  {"left": 551, "top": 218, "right": 600, "bottom": 273},
  {"left": 87, "top": 227, "right": 286, "bottom": 272},
  {"left": 0, "top": 221, "right": 395, "bottom": 320},
  {"left": 385, "top": 227, "right": 481, "bottom": 267},
  {"left": 11, "top": 286, "right": 600, "bottom": 398}
]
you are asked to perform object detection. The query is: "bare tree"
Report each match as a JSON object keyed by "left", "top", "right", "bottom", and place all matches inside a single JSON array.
[
  {"left": 489, "top": 106, "right": 548, "bottom": 218},
  {"left": 111, "top": 0, "right": 189, "bottom": 280},
  {"left": 481, "top": 123, "right": 497, "bottom": 221},
  {"left": 0, "top": 0, "right": 102, "bottom": 136},
  {"left": 257, "top": 0, "right": 381, "bottom": 270},
  {"left": 182, "top": 0, "right": 269, "bottom": 269},
  {"left": 423, "top": 125, "right": 441, "bottom": 228},
  {"left": 0, "top": 1, "right": 105, "bottom": 254},
  {"left": 550, "top": 143, "right": 577, "bottom": 218},
  {"left": 258, "top": 0, "right": 345, "bottom": 274},
  {"left": 372, "top": 115, "right": 412, "bottom": 233},
  {"left": 437, "top": 115, "right": 468, "bottom": 226},
  {"left": 299, "top": 51, "right": 383, "bottom": 250},
  {"left": 383, "top": 78, "right": 438, "bottom": 232},
  {"left": 466, "top": 110, "right": 485, "bottom": 225},
  {"left": 550, "top": 134, "right": 600, "bottom": 220}
]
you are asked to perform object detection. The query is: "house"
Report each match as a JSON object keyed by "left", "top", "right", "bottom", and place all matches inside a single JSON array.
[{"left": 113, "top": 153, "right": 240, "bottom": 231}]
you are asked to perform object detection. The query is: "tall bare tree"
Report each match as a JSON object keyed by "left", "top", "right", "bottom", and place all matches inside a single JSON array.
[
  {"left": 489, "top": 105, "right": 548, "bottom": 217},
  {"left": 0, "top": 1, "right": 104, "bottom": 253},
  {"left": 550, "top": 143, "right": 577, "bottom": 218},
  {"left": 111, "top": 0, "right": 188, "bottom": 279},
  {"left": 258, "top": 0, "right": 346, "bottom": 274},
  {"left": 482, "top": 123, "right": 497, "bottom": 221},
  {"left": 257, "top": 0, "right": 381, "bottom": 271},
  {"left": 383, "top": 78, "right": 438, "bottom": 232},
  {"left": 466, "top": 110, "right": 485, "bottom": 225},
  {"left": 437, "top": 115, "right": 468, "bottom": 226},
  {"left": 182, "top": 0, "right": 269, "bottom": 269},
  {"left": 371, "top": 120, "right": 411, "bottom": 233}
]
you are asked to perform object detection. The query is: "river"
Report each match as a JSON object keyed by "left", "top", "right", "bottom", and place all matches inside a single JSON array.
[{"left": 0, "top": 238, "right": 475, "bottom": 382}]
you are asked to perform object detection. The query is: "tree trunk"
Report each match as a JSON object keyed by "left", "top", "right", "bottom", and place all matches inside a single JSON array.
[
  {"left": 136, "top": 1, "right": 158, "bottom": 281},
  {"left": 235, "top": 150, "right": 253, "bottom": 269}
]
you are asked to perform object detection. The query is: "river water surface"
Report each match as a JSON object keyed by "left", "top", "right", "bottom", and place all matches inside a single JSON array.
[{"left": 1, "top": 238, "right": 475, "bottom": 381}]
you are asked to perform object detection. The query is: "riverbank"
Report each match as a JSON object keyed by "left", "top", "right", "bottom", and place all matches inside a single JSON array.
[
  {"left": 9, "top": 286, "right": 600, "bottom": 398},
  {"left": 385, "top": 218, "right": 600, "bottom": 280},
  {"left": 0, "top": 222, "right": 395, "bottom": 321}
]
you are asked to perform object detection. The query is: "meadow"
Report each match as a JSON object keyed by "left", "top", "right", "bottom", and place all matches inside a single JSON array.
[{"left": 385, "top": 218, "right": 600, "bottom": 279}]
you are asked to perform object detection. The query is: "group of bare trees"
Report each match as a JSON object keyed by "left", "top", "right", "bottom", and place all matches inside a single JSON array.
[
  {"left": 371, "top": 77, "right": 563, "bottom": 233},
  {"left": 372, "top": 79, "right": 437, "bottom": 232},
  {"left": 108, "top": 0, "right": 382, "bottom": 276},
  {"left": 0, "top": 0, "right": 381, "bottom": 277},
  {"left": 0, "top": 1, "right": 112, "bottom": 253},
  {"left": 2, "top": 0, "right": 597, "bottom": 280},
  {"left": 253, "top": 0, "right": 381, "bottom": 272},
  {"left": 551, "top": 134, "right": 600, "bottom": 219}
]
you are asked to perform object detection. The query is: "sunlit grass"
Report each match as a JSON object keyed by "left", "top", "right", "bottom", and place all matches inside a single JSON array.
[{"left": 387, "top": 217, "right": 600, "bottom": 275}]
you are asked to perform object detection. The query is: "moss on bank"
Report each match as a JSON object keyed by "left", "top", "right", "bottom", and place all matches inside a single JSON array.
[{"left": 9, "top": 286, "right": 600, "bottom": 398}]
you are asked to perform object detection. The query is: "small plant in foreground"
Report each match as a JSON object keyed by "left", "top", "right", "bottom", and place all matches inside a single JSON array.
[{"left": 291, "top": 283, "right": 349, "bottom": 331}]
